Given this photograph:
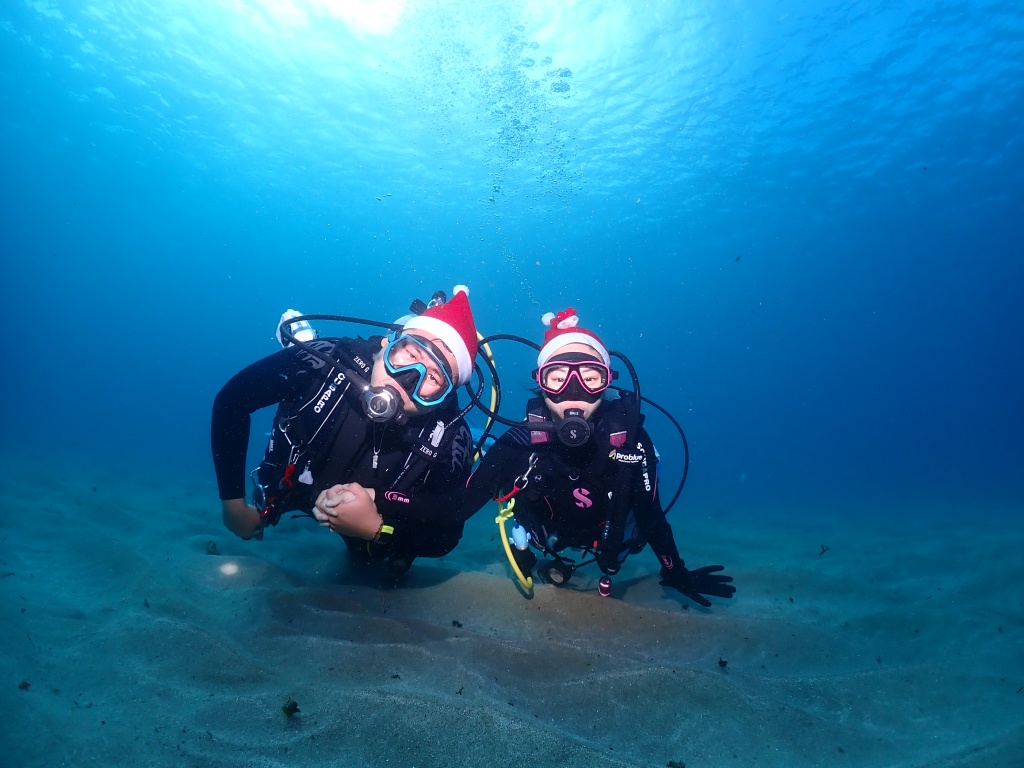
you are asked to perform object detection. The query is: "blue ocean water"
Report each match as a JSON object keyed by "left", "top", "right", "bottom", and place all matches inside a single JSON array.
[{"left": 3, "top": 0, "right": 1022, "bottom": 519}]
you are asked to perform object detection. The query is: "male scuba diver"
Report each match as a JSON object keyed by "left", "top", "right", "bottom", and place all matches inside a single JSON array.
[
  {"left": 210, "top": 286, "right": 480, "bottom": 574},
  {"left": 459, "top": 308, "right": 735, "bottom": 605}
]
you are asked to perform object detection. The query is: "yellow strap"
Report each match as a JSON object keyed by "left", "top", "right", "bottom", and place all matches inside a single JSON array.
[{"left": 371, "top": 522, "right": 395, "bottom": 546}]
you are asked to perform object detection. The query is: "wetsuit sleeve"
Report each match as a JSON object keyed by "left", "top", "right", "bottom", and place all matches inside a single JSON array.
[
  {"left": 210, "top": 347, "right": 313, "bottom": 500},
  {"left": 456, "top": 430, "right": 535, "bottom": 522},
  {"left": 376, "top": 429, "right": 532, "bottom": 528},
  {"left": 630, "top": 428, "right": 685, "bottom": 570}
]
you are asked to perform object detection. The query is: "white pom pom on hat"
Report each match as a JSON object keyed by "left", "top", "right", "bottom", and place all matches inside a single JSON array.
[{"left": 537, "top": 308, "right": 610, "bottom": 367}]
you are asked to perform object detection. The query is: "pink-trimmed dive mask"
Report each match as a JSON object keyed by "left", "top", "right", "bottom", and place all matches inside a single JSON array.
[{"left": 535, "top": 352, "right": 614, "bottom": 403}]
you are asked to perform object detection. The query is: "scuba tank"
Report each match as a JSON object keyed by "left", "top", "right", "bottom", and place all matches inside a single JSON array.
[{"left": 277, "top": 309, "right": 317, "bottom": 347}]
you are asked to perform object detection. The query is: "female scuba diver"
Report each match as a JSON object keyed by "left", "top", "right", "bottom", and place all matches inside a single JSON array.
[{"left": 460, "top": 308, "right": 736, "bottom": 605}]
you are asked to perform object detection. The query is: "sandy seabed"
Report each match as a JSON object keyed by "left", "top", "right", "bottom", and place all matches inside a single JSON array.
[{"left": 1, "top": 454, "right": 1022, "bottom": 768}]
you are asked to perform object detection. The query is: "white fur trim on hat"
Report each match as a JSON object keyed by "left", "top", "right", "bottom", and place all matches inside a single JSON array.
[
  {"left": 537, "top": 332, "right": 611, "bottom": 368},
  {"left": 402, "top": 314, "right": 473, "bottom": 385}
]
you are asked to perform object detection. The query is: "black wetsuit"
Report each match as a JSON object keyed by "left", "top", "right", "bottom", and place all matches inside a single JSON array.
[
  {"left": 211, "top": 337, "right": 473, "bottom": 560},
  {"left": 457, "top": 399, "right": 684, "bottom": 571}
]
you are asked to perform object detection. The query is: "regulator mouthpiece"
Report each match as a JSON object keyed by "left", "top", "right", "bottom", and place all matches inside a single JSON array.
[
  {"left": 360, "top": 384, "right": 409, "bottom": 426},
  {"left": 556, "top": 409, "right": 592, "bottom": 447},
  {"left": 341, "top": 364, "right": 409, "bottom": 426}
]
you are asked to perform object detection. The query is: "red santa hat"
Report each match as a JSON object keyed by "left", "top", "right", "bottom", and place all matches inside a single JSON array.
[
  {"left": 402, "top": 285, "right": 478, "bottom": 385},
  {"left": 537, "top": 308, "right": 610, "bottom": 367}
]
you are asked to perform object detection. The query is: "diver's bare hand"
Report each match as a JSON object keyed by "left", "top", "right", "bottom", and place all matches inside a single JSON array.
[{"left": 221, "top": 498, "right": 264, "bottom": 540}]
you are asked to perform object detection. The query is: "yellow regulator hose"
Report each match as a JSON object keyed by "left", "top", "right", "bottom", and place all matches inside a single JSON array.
[{"left": 495, "top": 498, "right": 533, "bottom": 593}]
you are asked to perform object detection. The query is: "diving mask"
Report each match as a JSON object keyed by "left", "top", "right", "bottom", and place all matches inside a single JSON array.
[
  {"left": 383, "top": 333, "right": 457, "bottom": 407},
  {"left": 536, "top": 352, "right": 614, "bottom": 404}
]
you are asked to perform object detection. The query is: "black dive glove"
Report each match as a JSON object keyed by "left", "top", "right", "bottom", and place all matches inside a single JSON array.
[{"left": 660, "top": 565, "right": 736, "bottom": 607}]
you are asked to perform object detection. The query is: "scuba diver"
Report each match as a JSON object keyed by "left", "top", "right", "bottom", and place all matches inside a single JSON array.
[
  {"left": 210, "top": 285, "right": 481, "bottom": 574},
  {"left": 462, "top": 308, "right": 736, "bottom": 606}
]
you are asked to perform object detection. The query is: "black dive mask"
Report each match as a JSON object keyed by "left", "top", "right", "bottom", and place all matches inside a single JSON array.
[
  {"left": 383, "top": 333, "right": 456, "bottom": 407},
  {"left": 536, "top": 352, "right": 612, "bottom": 404},
  {"left": 388, "top": 367, "right": 425, "bottom": 404}
]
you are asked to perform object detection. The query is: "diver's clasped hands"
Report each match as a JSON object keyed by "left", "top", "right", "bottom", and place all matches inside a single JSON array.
[
  {"left": 312, "top": 483, "right": 381, "bottom": 539},
  {"left": 659, "top": 564, "right": 736, "bottom": 608}
]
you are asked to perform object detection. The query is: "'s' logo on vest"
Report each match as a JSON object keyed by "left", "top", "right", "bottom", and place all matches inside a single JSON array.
[{"left": 573, "top": 487, "right": 593, "bottom": 508}]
